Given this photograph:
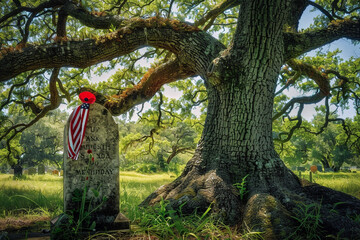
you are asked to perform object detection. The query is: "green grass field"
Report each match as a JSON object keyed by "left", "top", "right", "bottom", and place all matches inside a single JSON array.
[
  {"left": 297, "top": 171, "right": 360, "bottom": 199},
  {"left": 1, "top": 171, "right": 360, "bottom": 238}
]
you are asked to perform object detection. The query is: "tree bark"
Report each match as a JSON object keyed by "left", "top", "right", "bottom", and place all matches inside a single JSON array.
[{"left": 141, "top": 0, "right": 360, "bottom": 238}]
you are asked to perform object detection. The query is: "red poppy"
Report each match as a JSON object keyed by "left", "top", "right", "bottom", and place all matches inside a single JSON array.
[
  {"left": 86, "top": 176, "right": 89, "bottom": 180},
  {"left": 79, "top": 91, "right": 96, "bottom": 104},
  {"left": 91, "top": 157, "right": 95, "bottom": 163},
  {"left": 87, "top": 149, "right": 92, "bottom": 154}
]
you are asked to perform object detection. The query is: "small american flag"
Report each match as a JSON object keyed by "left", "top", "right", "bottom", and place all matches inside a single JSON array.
[{"left": 67, "top": 103, "right": 90, "bottom": 160}]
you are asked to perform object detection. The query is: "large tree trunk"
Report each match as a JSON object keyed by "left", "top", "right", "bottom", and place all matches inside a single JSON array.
[{"left": 142, "top": 0, "right": 360, "bottom": 238}]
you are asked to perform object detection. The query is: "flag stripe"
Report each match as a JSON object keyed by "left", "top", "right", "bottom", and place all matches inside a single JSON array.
[{"left": 67, "top": 103, "right": 90, "bottom": 160}]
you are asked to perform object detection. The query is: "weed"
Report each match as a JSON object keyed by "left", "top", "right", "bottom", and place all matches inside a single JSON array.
[
  {"left": 286, "top": 202, "right": 323, "bottom": 240},
  {"left": 51, "top": 151, "right": 107, "bottom": 239},
  {"left": 233, "top": 174, "right": 249, "bottom": 200}
]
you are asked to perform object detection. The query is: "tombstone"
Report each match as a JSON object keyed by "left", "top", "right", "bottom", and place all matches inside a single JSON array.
[
  {"left": 23, "top": 169, "right": 29, "bottom": 175},
  {"left": 316, "top": 165, "right": 323, "bottom": 172},
  {"left": 60, "top": 170, "right": 63, "bottom": 176},
  {"left": 324, "top": 168, "right": 334, "bottom": 172},
  {"left": 28, "top": 167, "right": 37, "bottom": 175},
  {"left": 297, "top": 166, "right": 305, "bottom": 172},
  {"left": 13, "top": 165, "right": 22, "bottom": 176},
  {"left": 62, "top": 103, "right": 129, "bottom": 230},
  {"left": 9, "top": 169, "right": 14, "bottom": 174},
  {"left": 38, "top": 164, "right": 45, "bottom": 175}
]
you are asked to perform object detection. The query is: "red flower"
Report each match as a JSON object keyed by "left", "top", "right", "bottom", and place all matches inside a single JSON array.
[
  {"left": 87, "top": 149, "right": 92, "bottom": 154},
  {"left": 91, "top": 157, "right": 95, "bottom": 163},
  {"left": 86, "top": 176, "right": 89, "bottom": 180},
  {"left": 79, "top": 91, "right": 96, "bottom": 104}
]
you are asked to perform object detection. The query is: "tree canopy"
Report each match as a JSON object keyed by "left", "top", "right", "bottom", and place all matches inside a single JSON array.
[{"left": 0, "top": 0, "right": 359, "bottom": 149}]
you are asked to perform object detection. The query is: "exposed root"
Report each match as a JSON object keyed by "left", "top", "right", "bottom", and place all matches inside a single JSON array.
[{"left": 141, "top": 156, "right": 360, "bottom": 239}]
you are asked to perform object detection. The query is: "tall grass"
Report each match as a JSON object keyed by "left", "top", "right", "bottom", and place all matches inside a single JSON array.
[
  {"left": 1, "top": 171, "right": 359, "bottom": 238},
  {"left": 0, "top": 174, "right": 63, "bottom": 218},
  {"left": 298, "top": 172, "right": 360, "bottom": 199},
  {"left": 119, "top": 171, "right": 175, "bottom": 221}
]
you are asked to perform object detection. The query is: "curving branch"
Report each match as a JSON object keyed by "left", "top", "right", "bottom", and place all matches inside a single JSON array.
[
  {"left": 0, "top": 71, "right": 44, "bottom": 112},
  {"left": 284, "top": 17, "right": 360, "bottom": 60},
  {"left": 1, "top": 68, "right": 62, "bottom": 160},
  {"left": 275, "top": 103, "right": 304, "bottom": 143},
  {"left": 60, "top": 1, "right": 125, "bottom": 29},
  {"left": 194, "top": 0, "right": 240, "bottom": 29},
  {"left": 166, "top": 146, "right": 193, "bottom": 164},
  {"left": 272, "top": 92, "right": 325, "bottom": 122},
  {"left": 0, "top": 17, "right": 224, "bottom": 82},
  {"left": 307, "top": 0, "right": 334, "bottom": 21},
  {"left": 287, "top": 58, "right": 330, "bottom": 95},
  {"left": 0, "top": 0, "right": 65, "bottom": 25},
  {"left": 104, "top": 59, "right": 196, "bottom": 115}
]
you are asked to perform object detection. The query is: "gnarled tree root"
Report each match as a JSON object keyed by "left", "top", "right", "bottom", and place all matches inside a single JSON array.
[{"left": 141, "top": 165, "right": 360, "bottom": 239}]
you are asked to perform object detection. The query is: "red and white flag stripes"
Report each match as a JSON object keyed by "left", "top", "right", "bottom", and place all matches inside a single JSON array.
[{"left": 67, "top": 103, "right": 90, "bottom": 160}]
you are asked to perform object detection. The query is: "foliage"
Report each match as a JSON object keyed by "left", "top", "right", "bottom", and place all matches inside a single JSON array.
[
  {"left": 0, "top": 109, "right": 66, "bottom": 169},
  {"left": 287, "top": 202, "right": 323, "bottom": 240},
  {"left": 274, "top": 111, "right": 359, "bottom": 171},
  {"left": 118, "top": 110, "right": 201, "bottom": 172},
  {"left": 233, "top": 174, "right": 249, "bottom": 201}
]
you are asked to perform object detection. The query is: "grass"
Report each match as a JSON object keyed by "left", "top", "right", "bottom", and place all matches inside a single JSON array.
[
  {"left": 0, "top": 174, "right": 63, "bottom": 218},
  {"left": 297, "top": 171, "right": 360, "bottom": 199},
  {"left": 1, "top": 171, "right": 360, "bottom": 238},
  {"left": 119, "top": 171, "right": 176, "bottom": 221}
]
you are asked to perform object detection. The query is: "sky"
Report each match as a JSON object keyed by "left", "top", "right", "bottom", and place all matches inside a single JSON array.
[{"left": 78, "top": 5, "right": 359, "bottom": 122}]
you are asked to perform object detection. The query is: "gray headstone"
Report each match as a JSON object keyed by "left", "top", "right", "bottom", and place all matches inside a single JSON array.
[
  {"left": 38, "top": 164, "right": 45, "bottom": 174},
  {"left": 28, "top": 167, "right": 37, "bottom": 175},
  {"left": 9, "top": 169, "right": 14, "bottom": 174},
  {"left": 63, "top": 103, "right": 128, "bottom": 230},
  {"left": 13, "top": 165, "right": 22, "bottom": 176}
]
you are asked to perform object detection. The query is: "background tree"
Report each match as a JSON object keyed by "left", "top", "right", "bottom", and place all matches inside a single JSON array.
[
  {"left": 1, "top": 0, "right": 360, "bottom": 238},
  {"left": 118, "top": 93, "right": 202, "bottom": 173},
  {"left": 19, "top": 111, "right": 64, "bottom": 169},
  {"left": 0, "top": 109, "right": 66, "bottom": 172}
]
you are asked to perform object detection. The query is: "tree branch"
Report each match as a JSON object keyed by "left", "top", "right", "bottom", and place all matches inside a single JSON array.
[
  {"left": 272, "top": 91, "right": 325, "bottom": 122},
  {"left": 284, "top": 17, "right": 360, "bottom": 60},
  {"left": 0, "top": 17, "right": 224, "bottom": 82},
  {"left": 0, "top": 0, "right": 65, "bottom": 25},
  {"left": 104, "top": 59, "right": 196, "bottom": 115},
  {"left": 307, "top": 0, "right": 334, "bottom": 21},
  {"left": 60, "top": 1, "right": 125, "bottom": 29},
  {"left": 194, "top": 0, "right": 239, "bottom": 29},
  {"left": 274, "top": 103, "right": 304, "bottom": 143},
  {"left": 287, "top": 58, "right": 331, "bottom": 95},
  {"left": 1, "top": 68, "right": 61, "bottom": 160},
  {"left": 0, "top": 71, "right": 44, "bottom": 111}
]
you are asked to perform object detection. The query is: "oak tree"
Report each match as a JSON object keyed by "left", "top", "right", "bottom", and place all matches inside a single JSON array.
[{"left": 1, "top": 0, "right": 360, "bottom": 238}]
